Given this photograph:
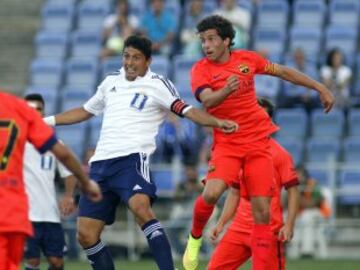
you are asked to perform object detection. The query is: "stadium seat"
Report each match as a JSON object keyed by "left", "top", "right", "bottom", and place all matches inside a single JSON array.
[
  {"left": 101, "top": 56, "right": 122, "bottom": 79},
  {"left": 311, "top": 108, "right": 344, "bottom": 139},
  {"left": 89, "top": 116, "right": 103, "bottom": 147},
  {"left": 77, "top": 1, "right": 110, "bottom": 32},
  {"left": 257, "top": 1, "right": 289, "bottom": 30},
  {"left": 325, "top": 26, "right": 358, "bottom": 62},
  {"left": 288, "top": 27, "right": 322, "bottom": 59},
  {"left": 41, "top": 1, "right": 75, "bottom": 32},
  {"left": 71, "top": 31, "right": 102, "bottom": 59},
  {"left": 306, "top": 138, "right": 341, "bottom": 163},
  {"left": 308, "top": 168, "right": 330, "bottom": 187},
  {"left": 172, "top": 55, "right": 198, "bottom": 97},
  {"left": 254, "top": 28, "right": 286, "bottom": 55},
  {"left": 60, "top": 88, "right": 91, "bottom": 111},
  {"left": 343, "top": 137, "right": 360, "bottom": 163},
  {"left": 255, "top": 76, "right": 281, "bottom": 102},
  {"left": 65, "top": 58, "right": 99, "bottom": 89},
  {"left": 276, "top": 137, "right": 304, "bottom": 166},
  {"left": 30, "top": 58, "right": 64, "bottom": 89},
  {"left": 348, "top": 109, "right": 360, "bottom": 137},
  {"left": 55, "top": 123, "right": 87, "bottom": 158},
  {"left": 293, "top": 0, "right": 326, "bottom": 29},
  {"left": 25, "top": 87, "right": 58, "bottom": 115},
  {"left": 338, "top": 170, "right": 360, "bottom": 205},
  {"left": 151, "top": 168, "right": 176, "bottom": 197},
  {"left": 329, "top": 0, "right": 360, "bottom": 27},
  {"left": 274, "top": 108, "right": 308, "bottom": 139},
  {"left": 150, "top": 55, "right": 171, "bottom": 78},
  {"left": 35, "top": 31, "right": 69, "bottom": 60}
]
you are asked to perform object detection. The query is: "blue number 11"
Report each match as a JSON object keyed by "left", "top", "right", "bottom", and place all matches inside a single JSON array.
[{"left": 130, "top": 93, "right": 148, "bottom": 111}]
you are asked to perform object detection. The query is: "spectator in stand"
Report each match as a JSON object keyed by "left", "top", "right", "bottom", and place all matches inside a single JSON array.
[
  {"left": 283, "top": 48, "right": 320, "bottom": 111},
  {"left": 140, "top": 0, "right": 176, "bottom": 55},
  {"left": 180, "top": 0, "right": 208, "bottom": 58},
  {"left": 320, "top": 48, "right": 352, "bottom": 109},
  {"left": 214, "top": 0, "right": 251, "bottom": 49},
  {"left": 100, "top": 0, "right": 139, "bottom": 60},
  {"left": 289, "top": 166, "right": 331, "bottom": 258}
]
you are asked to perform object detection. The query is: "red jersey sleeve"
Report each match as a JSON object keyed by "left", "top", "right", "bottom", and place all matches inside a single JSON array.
[
  {"left": 250, "top": 51, "right": 277, "bottom": 75},
  {"left": 190, "top": 62, "right": 211, "bottom": 102},
  {"left": 23, "top": 102, "right": 57, "bottom": 153},
  {"left": 279, "top": 151, "right": 299, "bottom": 189}
]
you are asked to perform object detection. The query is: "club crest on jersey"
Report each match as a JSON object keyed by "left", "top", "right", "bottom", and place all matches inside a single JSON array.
[{"left": 238, "top": 64, "right": 250, "bottom": 74}]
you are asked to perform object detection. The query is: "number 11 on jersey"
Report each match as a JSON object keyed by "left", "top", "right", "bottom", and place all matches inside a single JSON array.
[{"left": 130, "top": 93, "right": 148, "bottom": 111}]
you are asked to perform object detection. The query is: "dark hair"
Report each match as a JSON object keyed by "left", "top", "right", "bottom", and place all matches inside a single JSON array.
[
  {"left": 24, "top": 93, "right": 45, "bottom": 106},
  {"left": 196, "top": 15, "right": 235, "bottom": 48},
  {"left": 326, "top": 48, "right": 343, "bottom": 67},
  {"left": 257, "top": 97, "right": 275, "bottom": 118},
  {"left": 123, "top": 35, "right": 152, "bottom": 60}
]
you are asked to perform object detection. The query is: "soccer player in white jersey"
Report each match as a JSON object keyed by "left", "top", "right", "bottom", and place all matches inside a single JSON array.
[
  {"left": 44, "top": 35, "right": 238, "bottom": 270},
  {"left": 23, "top": 94, "right": 76, "bottom": 270}
]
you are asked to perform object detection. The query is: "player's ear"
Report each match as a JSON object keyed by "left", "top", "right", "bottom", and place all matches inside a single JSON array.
[{"left": 224, "top": 37, "right": 230, "bottom": 48}]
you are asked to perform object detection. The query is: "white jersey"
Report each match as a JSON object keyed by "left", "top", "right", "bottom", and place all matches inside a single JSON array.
[
  {"left": 84, "top": 68, "right": 192, "bottom": 163},
  {"left": 24, "top": 142, "right": 72, "bottom": 223}
]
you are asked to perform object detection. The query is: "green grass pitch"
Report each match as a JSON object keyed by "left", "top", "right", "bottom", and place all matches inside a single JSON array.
[{"left": 37, "top": 259, "right": 360, "bottom": 269}]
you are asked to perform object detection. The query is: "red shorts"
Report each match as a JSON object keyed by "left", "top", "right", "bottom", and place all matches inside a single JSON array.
[
  {"left": 206, "top": 137, "right": 275, "bottom": 197},
  {"left": 0, "top": 233, "right": 26, "bottom": 270},
  {"left": 208, "top": 230, "right": 286, "bottom": 270}
]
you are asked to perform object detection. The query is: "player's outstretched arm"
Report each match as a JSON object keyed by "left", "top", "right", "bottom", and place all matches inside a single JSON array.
[
  {"left": 278, "top": 185, "right": 300, "bottom": 243},
  {"left": 44, "top": 107, "right": 93, "bottom": 126},
  {"left": 272, "top": 64, "right": 334, "bottom": 113},
  {"left": 50, "top": 141, "right": 102, "bottom": 202},
  {"left": 211, "top": 187, "right": 240, "bottom": 242},
  {"left": 184, "top": 107, "right": 238, "bottom": 133}
]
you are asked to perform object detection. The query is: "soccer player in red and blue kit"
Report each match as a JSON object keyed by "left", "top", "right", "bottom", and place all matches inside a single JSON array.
[
  {"left": 183, "top": 15, "right": 334, "bottom": 270},
  {"left": 0, "top": 92, "right": 101, "bottom": 270}
]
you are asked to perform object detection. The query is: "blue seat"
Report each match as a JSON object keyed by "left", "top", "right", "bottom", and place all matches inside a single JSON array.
[
  {"left": 275, "top": 108, "right": 308, "bottom": 139},
  {"left": 325, "top": 26, "right": 358, "bottom": 60},
  {"left": 35, "top": 31, "right": 69, "bottom": 59},
  {"left": 293, "top": 0, "right": 326, "bottom": 28},
  {"left": 348, "top": 109, "right": 360, "bottom": 137},
  {"left": 172, "top": 56, "right": 198, "bottom": 97},
  {"left": 129, "top": 0, "right": 147, "bottom": 16},
  {"left": 71, "top": 31, "right": 102, "bottom": 59},
  {"left": 276, "top": 137, "right": 304, "bottom": 166},
  {"left": 308, "top": 168, "right": 330, "bottom": 187},
  {"left": 257, "top": 1, "right": 289, "bottom": 30},
  {"left": 254, "top": 28, "right": 286, "bottom": 55},
  {"left": 89, "top": 116, "right": 103, "bottom": 147},
  {"left": 306, "top": 138, "right": 341, "bottom": 163},
  {"left": 55, "top": 123, "right": 87, "bottom": 158},
  {"left": 65, "top": 58, "right": 98, "bottom": 89},
  {"left": 150, "top": 56, "right": 171, "bottom": 78},
  {"left": 255, "top": 76, "right": 281, "bottom": 102},
  {"left": 101, "top": 56, "right": 122, "bottom": 79},
  {"left": 343, "top": 137, "right": 360, "bottom": 163},
  {"left": 338, "top": 170, "right": 360, "bottom": 205},
  {"left": 25, "top": 87, "right": 58, "bottom": 115},
  {"left": 60, "top": 89, "right": 91, "bottom": 111},
  {"left": 77, "top": 1, "right": 110, "bottom": 31},
  {"left": 30, "top": 59, "right": 64, "bottom": 89},
  {"left": 329, "top": 0, "right": 360, "bottom": 27},
  {"left": 289, "top": 27, "right": 322, "bottom": 59},
  {"left": 151, "top": 168, "right": 175, "bottom": 197},
  {"left": 41, "top": 2, "right": 75, "bottom": 32},
  {"left": 311, "top": 108, "right": 344, "bottom": 139}
]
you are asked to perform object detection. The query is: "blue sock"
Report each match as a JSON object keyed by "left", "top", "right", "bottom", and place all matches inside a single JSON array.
[
  {"left": 142, "top": 219, "right": 174, "bottom": 270},
  {"left": 84, "top": 240, "right": 115, "bottom": 270}
]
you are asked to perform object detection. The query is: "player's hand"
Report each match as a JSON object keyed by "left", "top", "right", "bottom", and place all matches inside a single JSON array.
[
  {"left": 217, "top": 119, "right": 239, "bottom": 133},
  {"left": 318, "top": 85, "right": 334, "bottom": 113},
  {"left": 278, "top": 224, "right": 294, "bottom": 243},
  {"left": 80, "top": 180, "right": 103, "bottom": 202},
  {"left": 210, "top": 223, "right": 224, "bottom": 243},
  {"left": 225, "top": 75, "right": 240, "bottom": 93},
  {"left": 59, "top": 195, "right": 76, "bottom": 216}
]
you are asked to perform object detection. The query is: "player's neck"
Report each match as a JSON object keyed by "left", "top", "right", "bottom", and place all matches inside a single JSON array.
[{"left": 211, "top": 50, "right": 231, "bottom": 64}]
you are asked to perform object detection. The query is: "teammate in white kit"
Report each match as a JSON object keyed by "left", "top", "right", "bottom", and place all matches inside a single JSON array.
[
  {"left": 44, "top": 35, "right": 238, "bottom": 270},
  {"left": 23, "top": 94, "right": 77, "bottom": 270}
]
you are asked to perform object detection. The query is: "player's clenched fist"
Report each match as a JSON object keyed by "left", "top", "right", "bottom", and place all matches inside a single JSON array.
[
  {"left": 225, "top": 75, "right": 240, "bottom": 93},
  {"left": 80, "top": 180, "right": 103, "bottom": 202},
  {"left": 217, "top": 119, "right": 239, "bottom": 133}
]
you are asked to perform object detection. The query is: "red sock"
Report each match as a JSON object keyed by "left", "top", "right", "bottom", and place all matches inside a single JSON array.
[
  {"left": 251, "top": 224, "right": 277, "bottom": 270},
  {"left": 190, "top": 195, "right": 215, "bottom": 238}
]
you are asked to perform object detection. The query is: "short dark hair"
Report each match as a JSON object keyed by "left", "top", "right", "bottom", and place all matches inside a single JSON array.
[
  {"left": 24, "top": 93, "right": 45, "bottom": 106},
  {"left": 257, "top": 97, "right": 275, "bottom": 118},
  {"left": 196, "top": 15, "right": 235, "bottom": 48},
  {"left": 326, "top": 48, "right": 343, "bottom": 67},
  {"left": 123, "top": 35, "right": 152, "bottom": 60}
]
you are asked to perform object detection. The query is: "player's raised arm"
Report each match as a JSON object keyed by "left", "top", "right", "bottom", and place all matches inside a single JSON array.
[{"left": 269, "top": 63, "right": 335, "bottom": 113}]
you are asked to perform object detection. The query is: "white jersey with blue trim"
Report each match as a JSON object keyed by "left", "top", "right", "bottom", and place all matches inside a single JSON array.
[
  {"left": 84, "top": 68, "right": 192, "bottom": 163},
  {"left": 24, "top": 142, "right": 72, "bottom": 223}
]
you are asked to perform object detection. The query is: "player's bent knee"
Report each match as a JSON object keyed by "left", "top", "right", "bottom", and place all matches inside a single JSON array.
[
  {"left": 77, "top": 229, "right": 99, "bottom": 248},
  {"left": 48, "top": 257, "right": 64, "bottom": 270}
]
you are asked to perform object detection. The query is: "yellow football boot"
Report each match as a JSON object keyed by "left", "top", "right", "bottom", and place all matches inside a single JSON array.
[{"left": 182, "top": 234, "right": 202, "bottom": 270}]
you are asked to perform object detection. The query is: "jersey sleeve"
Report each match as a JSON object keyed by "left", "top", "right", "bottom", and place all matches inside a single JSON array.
[
  {"left": 190, "top": 62, "right": 211, "bottom": 102},
  {"left": 83, "top": 79, "right": 107, "bottom": 115},
  {"left": 153, "top": 76, "right": 192, "bottom": 117},
  {"left": 25, "top": 103, "right": 57, "bottom": 154},
  {"left": 251, "top": 51, "right": 276, "bottom": 75},
  {"left": 278, "top": 151, "right": 299, "bottom": 189}
]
